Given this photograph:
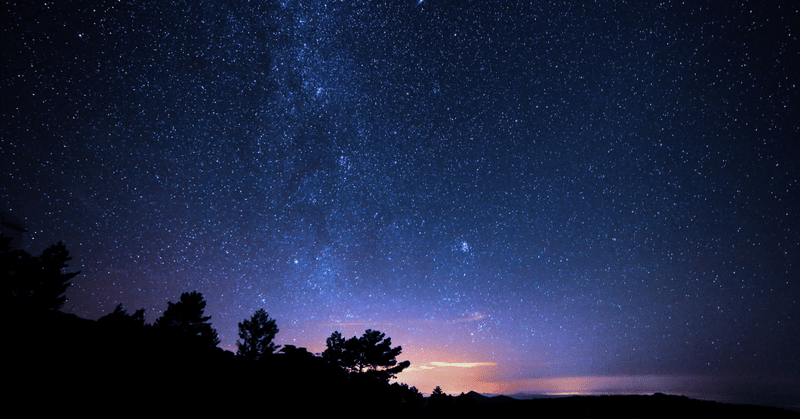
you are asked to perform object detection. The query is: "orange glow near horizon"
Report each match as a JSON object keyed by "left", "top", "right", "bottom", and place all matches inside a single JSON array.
[
  {"left": 261, "top": 322, "right": 762, "bottom": 404},
  {"left": 392, "top": 343, "right": 503, "bottom": 395},
  {"left": 396, "top": 368, "right": 731, "bottom": 400}
]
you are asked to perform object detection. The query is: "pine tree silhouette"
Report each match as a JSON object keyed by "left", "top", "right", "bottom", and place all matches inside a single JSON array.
[
  {"left": 237, "top": 308, "right": 280, "bottom": 360},
  {"left": 154, "top": 291, "right": 219, "bottom": 348},
  {"left": 3, "top": 235, "right": 79, "bottom": 312}
]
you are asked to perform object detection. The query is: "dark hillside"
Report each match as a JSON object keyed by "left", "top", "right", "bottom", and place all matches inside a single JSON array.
[
  {"left": 424, "top": 392, "right": 799, "bottom": 419},
  {"left": 6, "top": 311, "right": 415, "bottom": 418},
  {"left": 7, "top": 311, "right": 797, "bottom": 419}
]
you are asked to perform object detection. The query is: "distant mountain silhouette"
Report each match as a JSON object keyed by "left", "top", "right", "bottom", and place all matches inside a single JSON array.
[
  {"left": 420, "top": 391, "right": 799, "bottom": 419},
  {"left": 7, "top": 307, "right": 798, "bottom": 418},
  {"left": 457, "top": 391, "right": 518, "bottom": 404}
]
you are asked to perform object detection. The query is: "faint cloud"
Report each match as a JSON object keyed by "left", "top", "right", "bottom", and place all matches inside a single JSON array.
[
  {"left": 406, "top": 365, "right": 435, "bottom": 371},
  {"left": 453, "top": 311, "right": 487, "bottom": 323},
  {"left": 324, "top": 321, "right": 395, "bottom": 327},
  {"left": 431, "top": 361, "right": 497, "bottom": 368}
]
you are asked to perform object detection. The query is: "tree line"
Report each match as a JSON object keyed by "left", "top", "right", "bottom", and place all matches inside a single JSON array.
[
  {"left": 3, "top": 234, "right": 414, "bottom": 390},
  {"left": 99, "top": 290, "right": 411, "bottom": 383},
  {"left": 8, "top": 235, "right": 795, "bottom": 418}
]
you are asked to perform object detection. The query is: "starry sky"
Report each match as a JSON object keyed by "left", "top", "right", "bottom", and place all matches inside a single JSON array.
[{"left": 2, "top": 0, "right": 799, "bottom": 409}]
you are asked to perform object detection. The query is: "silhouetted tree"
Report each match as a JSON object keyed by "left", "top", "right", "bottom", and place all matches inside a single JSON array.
[
  {"left": 98, "top": 303, "right": 147, "bottom": 328},
  {"left": 429, "top": 385, "right": 453, "bottom": 409},
  {"left": 2, "top": 235, "right": 79, "bottom": 312},
  {"left": 359, "top": 329, "right": 411, "bottom": 380},
  {"left": 392, "top": 383, "right": 424, "bottom": 408},
  {"left": 322, "top": 329, "right": 410, "bottom": 381},
  {"left": 323, "top": 330, "right": 359, "bottom": 372},
  {"left": 279, "top": 344, "right": 314, "bottom": 358},
  {"left": 237, "top": 308, "right": 280, "bottom": 360},
  {"left": 154, "top": 291, "right": 219, "bottom": 348},
  {"left": 322, "top": 330, "right": 349, "bottom": 367}
]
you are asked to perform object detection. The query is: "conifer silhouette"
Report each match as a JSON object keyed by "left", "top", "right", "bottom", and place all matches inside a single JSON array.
[
  {"left": 237, "top": 308, "right": 280, "bottom": 360},
  {"left": 154, "top": 291, "right": 219, "bottom": 348},
  {"left": 3, "top": 235, "right": 79, "bottom": 312}
]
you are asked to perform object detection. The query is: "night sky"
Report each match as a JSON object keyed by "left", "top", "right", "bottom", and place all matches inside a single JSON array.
[{"left": 2, "top": 0, "right": 798, "bottom": 409}]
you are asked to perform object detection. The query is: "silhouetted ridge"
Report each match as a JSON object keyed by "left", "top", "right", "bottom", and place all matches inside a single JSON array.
[{"left": 6, "top": 239, "right": 797, "bottom": 418}]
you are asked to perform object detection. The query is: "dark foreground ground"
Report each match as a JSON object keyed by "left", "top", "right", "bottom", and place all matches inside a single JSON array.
[
  {"left": 420, "top": 391, "right": 800, "bottom": 419},
  {"left": 7, "top": 311, "right": 798, "bottom": 419}
]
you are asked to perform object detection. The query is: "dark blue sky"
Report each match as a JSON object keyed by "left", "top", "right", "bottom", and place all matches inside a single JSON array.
[{"left": 2, "top": 0, "right": 798, "bottom": 409}]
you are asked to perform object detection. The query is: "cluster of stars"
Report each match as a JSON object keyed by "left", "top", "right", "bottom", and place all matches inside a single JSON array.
[{"left": 1, "top": 0, "right": 797, "bottom": 408}]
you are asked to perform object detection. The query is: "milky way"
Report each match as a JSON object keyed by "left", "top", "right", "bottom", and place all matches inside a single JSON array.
[{"left": 2, "top": 0, "right": 798, "bottom": 408}]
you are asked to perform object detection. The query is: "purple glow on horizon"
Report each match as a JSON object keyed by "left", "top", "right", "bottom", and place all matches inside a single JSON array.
[{"left": 2, "top": 0, "right": 797, "bottom": 411}]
